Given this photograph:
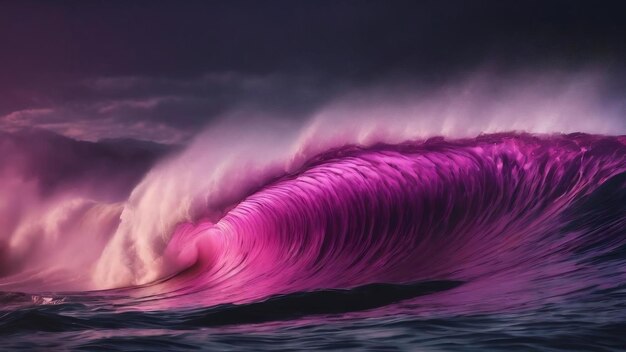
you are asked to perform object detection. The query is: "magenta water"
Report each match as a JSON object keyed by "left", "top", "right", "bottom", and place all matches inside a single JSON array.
[{"left": 1, "top": 130, "right": 625, "bottom": 351}]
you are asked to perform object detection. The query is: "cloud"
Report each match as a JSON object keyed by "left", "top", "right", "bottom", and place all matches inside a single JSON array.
[
  {"left": 0, "top": 72, "right": 347, "bottom": 143},
  {"left": 1, "top": 108, "right": 56, "bottom": 129},
  {"left": 0, "top": 1, "right": 624, "bottom": 142},
  {"left": 1, "top": 66, "right": 624, "bottom": 144}
]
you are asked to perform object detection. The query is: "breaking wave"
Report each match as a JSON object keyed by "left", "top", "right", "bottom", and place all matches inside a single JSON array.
[{"left": 1, "top": 127, "right": 624, "bottom": 316}]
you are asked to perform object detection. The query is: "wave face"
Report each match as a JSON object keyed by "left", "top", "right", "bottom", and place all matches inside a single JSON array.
[
  {"left": 154, "top": 133, "right": 626, "bottom": 308},
  {"left": 1, "top": 130, "right": 625, "bottom": 351}
]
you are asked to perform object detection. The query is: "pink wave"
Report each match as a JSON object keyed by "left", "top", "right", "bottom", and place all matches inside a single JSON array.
[{"left": 148, "top": 133, "right": 626, "bottom": 310}]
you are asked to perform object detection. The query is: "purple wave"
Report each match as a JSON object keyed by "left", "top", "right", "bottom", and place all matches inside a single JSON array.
[{"left": 156, "top": 133, "right": 626, "bottom": 311}]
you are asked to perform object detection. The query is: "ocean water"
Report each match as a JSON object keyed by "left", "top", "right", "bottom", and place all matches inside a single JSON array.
[{"left": 1, "top": 131, "right": 625, "bottom": 351}]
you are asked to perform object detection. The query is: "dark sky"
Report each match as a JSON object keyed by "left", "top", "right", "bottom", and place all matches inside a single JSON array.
[{"left": 1, "top": 0, "right": 625, "bottom": 142}]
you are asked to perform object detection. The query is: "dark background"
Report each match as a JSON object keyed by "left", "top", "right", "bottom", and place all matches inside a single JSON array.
[{"left": 1, "top": 0, "right": 624, "bottom": 142}]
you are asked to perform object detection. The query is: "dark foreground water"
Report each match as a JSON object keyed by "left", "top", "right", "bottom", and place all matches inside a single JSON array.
[{"left": 1, "top": 280, "right": 626, "bottom": 351}]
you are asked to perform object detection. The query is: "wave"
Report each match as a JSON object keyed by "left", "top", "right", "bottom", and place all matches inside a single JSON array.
[
  {"left": 0, "top": 127, "right": 625, "bottom": 319},
  {"left": 147, "top": 132, "right": 625, "bottom": 310}
]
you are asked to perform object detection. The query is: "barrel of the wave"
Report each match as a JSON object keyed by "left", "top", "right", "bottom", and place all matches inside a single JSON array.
[{"left": 162, "top": 221, "right": 221, "bottom": 280}]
